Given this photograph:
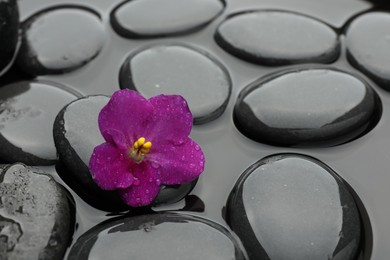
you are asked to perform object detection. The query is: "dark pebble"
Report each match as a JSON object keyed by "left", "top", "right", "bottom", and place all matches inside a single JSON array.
[
  {"left": 110, "top": 0, "right": 225, "bottom": 38},
  {"left": 0, "top": 163, "right": 74, "bottom": 259},
  {"left": 68, "top": 213, "right": 245, "bottom": 260},
  {"left": 234, "top": 67, "right": 381, "bottom": 147},
  {"left": 0, "top": 0, "right": 19, "bottom": 76},
  {"left": 0, "top": 80, "right": 80, "bottom": 165},
  {"left": 17, "top": 6, "right": 105, "bottom": 76},
  {"left": 54, "top": 96, "right": 198, "bottom": 211},
  {"left": 227, "top": 154, "right": 363, "bottom": 260},
  {"left": 346, "top": 12, "right": 390, "bottom": 90},
  {"left": 119, "top": 44, "right": 232, "bottom": 124},
  {"left": 215, "top": 10, "right": 340, "bottom": 65}
]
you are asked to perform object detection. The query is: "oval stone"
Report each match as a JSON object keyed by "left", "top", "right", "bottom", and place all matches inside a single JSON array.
[
  {"left": 54, "top": 96, "right": 198, "bottom": 211},
  {"left": 346, "top": 12, "right": 390, "bottom": 90},
  {"left": 234, "top": 68, "right": 381, "bottom": 147},
  {"left": 215, "top": 10, "right": 340, "bottom": 65},
  {"left": 68, "top": 213, "right": 245, "bottom": 260},
  {"left": 120, "top": 44, "right": 232, "bottom": 124},
  {"left": 110, "top": 0, "right": 225, "bottom": 38},
  {"left": 227, "top": 154, "right": 363, "bottom": 260},
  {"left": 17, "top": 6, "right": 105, "bottom": 76},
  {"left": 0, "top": 163, "right": 74, "bottom": 260},
  {"left": 0, "top": 0, "right": 19, "bottom": 76},
  {"left": 0, "top": 80, "right": 80, "bottom": 165}
]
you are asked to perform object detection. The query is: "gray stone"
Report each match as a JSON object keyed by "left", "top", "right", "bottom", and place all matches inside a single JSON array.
[
  {"left": 234, "top": 68, "right": 381, "bottom": 147},
  {"left": 68, "top": 213, "right": 245, "bottom": 260},
  {"left": 0, "top": 163, "right": 74, "bottom": 260},
  {"left": 227, "top": 154, "right": 362, "bottom": 260}
]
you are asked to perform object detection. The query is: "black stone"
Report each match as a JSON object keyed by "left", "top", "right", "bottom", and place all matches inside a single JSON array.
[
  {"left": 110, "top": 0, "right": 225, "bottom": 38},
  {"left": 0, "top": 0, "right": 19, "bottom": 76},
  {"left": 17, "top": 6, "right": 105, "bottom": 76},
  {"left": 0, "top": 163, "right": 74, "bottom": 259},
  {"left": 0, "top": 80, "right": 80, "bottom": 165},
  {"left": 234, "top": 67, "right": 382, "bottom": 147},
  {"left": 119, "top": 44, "right": 232, "bottom": 124},
  {"left": 346, "top": 12, "right": 390, "bottom": 91},
  {"left": 54, "top": 95, "right": 198, "bottom": 211},
  {"left": 68, "top": 213, "right": 245, "bottom": 260},
  {"left": 215, "top": 10, "right": 340, "bottom": 66},
  {"left": 227, "top": 154, "right": 363, "bottom": 260}
]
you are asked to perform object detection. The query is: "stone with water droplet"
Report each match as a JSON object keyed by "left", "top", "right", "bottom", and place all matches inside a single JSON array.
[
  {"left": 0, "top": 80, "right": 80, "bottom": 165},
  {"left": 226, "top": 154, "right": 363, "bottom": 260},
  {"left": 346, "top": 12, "right": 390, "bottom": 90},
  {"left": 119, "top": 44, "right": 232, "bottom": 124},
  {"left": 0, "top": 163, "right": 74, "bottom": 259},
  {"left": 17, "top": 6, "right": 106, "bottom": 76},
  {"left": 215, "top": 10, "right": 340, "bottom": 65},
  {"left": 68, "top": 213, "right": 245, "bottom": 259},
  {"left": 234, "top": 68, "right": 381, "bottom": 147},
  {"left": 110, "top": 0, "right": 225, "bottom": 38},
  {"left": 54, "top": 95, "right": 129, "bottom": 211}
]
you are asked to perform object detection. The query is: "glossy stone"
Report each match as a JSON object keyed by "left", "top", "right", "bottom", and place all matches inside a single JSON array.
[
  {"left": 17, "top": 6, "right": 105, "bottom": 76},
  {"left": 234, "top": 68, "right": 381, "bottom": 147},
  {"left": 54, "top": 96, "right": 198, "bottom": 211},
  {"left": 68, "top": 213, "right": 245, "bottom": 260},
  {"left": 0, "top": 163, "right": 74, "bottom": 260},
  {"left": 110, "top": 0, "right": 225, "bottom": 38},
  {"left": 346, "top": 12, "right": 390, "bottom": 90},
  {"left": 215, "top": 10, "right": 340, "bottom": 65},
  {"left": 0, "top": 0, "right": 19, "bottom": 76},
  {"left": 227, "top": 154, "right": 362, "bottom": 260},
  {"left": 0, "top": 80, "right": 80, "bottom": 165},
  {"left": 120, "top": 44, "right": 232, "bottom": 124}
]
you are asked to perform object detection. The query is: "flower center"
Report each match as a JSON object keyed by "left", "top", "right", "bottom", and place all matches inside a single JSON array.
[{"left": 129, "top": 137, "right": 152, "bottom": 163}]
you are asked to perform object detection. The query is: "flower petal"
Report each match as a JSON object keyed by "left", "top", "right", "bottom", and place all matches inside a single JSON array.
[
  {"left": 119, "top": 163, "right": 161, "bottom": 207},
  {"left": 89, "top": 143, "right": 133, "bottom": 190},
  {"left": 99, "top": 89, "right": 154, "bottom": 145},
  {"left": 148, "top": 138, "right": 205, "bottom": 185},
  {"left": 145, "top": 95, "right": 193, "bottom": 146}
]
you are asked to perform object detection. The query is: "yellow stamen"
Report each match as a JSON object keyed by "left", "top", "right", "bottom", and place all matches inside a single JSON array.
[
  {"left": 129, "top": 137, "right": 152, "bottom": 163},
  {"left": 137, "top": 137, "right": 145, "bottom": 147}
]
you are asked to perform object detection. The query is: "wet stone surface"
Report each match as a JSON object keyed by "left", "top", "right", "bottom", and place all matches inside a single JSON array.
[
  {"left": 17, "top": 6, "right": 106, "bottom": 76},
  {"left": 0, "top": 0, "right": 19, "bottom": 76},
  {"left": 110, "top": 0, "right": 225, "bottom": 38},
  {"left": 68, "top": 213, "right": 245, "bottom": 260},
  {"left": 227, "top": 154, "right": 362, "bottom": 260},
  {"left": 0, "top": 80, "right": 80, "bottom": 165},
  {"left": 215, "top": 10, "right": 340, "bottom": 65},
  {"left": 0, "top": 163, "right": 74, "bottom": 260},
  {"left": 346, "top": 12, "right": 390, "bottom": 90},
  {"left": 120, "top": 44, "right": 232, "bottom": 124},
  {"left": 234, "top": 68, "right": 381, "bottom": 147},
  {"left": 54, "top": 95, "right": 198, "bottom": 211}
]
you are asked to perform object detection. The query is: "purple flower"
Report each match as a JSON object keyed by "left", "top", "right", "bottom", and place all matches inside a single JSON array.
[{"left": 89, "top": 89, "right": 205, "bottom": 207}]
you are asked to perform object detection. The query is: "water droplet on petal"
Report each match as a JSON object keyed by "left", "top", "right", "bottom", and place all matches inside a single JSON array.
[
  {"left": 151, "top": 162, "right": 160, "bottom": 169},
  {"left": 173, "top": 138, "right": 184, "bottom": 145}
]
